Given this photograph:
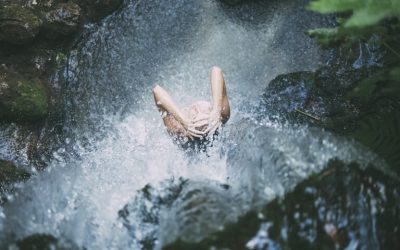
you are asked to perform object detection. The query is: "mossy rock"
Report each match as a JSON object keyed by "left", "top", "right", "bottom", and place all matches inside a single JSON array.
[
  {"left": 0, "top": 70, "right": 48, "bottom": 122},
  {"left": 0, "top": 160, "right": 30, "bottom": 188},
  {"left": 0, "top": 5, "right": 43, "bottom": 44},
  {"left": 42, "top": 2, "right": 81, "bottom": 39}
]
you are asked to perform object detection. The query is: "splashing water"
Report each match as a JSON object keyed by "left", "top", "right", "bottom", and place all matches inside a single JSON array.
[{"left": 0, "top": 0, "right": 388, "bottom": 249}]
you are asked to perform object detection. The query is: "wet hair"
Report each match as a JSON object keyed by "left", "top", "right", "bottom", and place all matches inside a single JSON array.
[{"left": 173, "top": 130, "right": 219, "bottom": 153}]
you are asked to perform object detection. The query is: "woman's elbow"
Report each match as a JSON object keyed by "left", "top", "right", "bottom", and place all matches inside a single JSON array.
[
  {"left": 153, "top": 84, "right": 161, "bottom": 93},
  {"left": 211, "top": 66, "right": 222, "bottom": 74}
]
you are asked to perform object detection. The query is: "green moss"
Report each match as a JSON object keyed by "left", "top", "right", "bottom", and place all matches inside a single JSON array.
[
  {"left": 13, "top": 79, "right": 48, "bottom": 117},
  {"left": 0, "top": 71, "right": 49, "bottom": 122}
]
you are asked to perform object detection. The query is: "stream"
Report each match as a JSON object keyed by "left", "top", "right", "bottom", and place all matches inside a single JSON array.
[{"left": 0, "top": 0, "right": 390, "bottom": 249}]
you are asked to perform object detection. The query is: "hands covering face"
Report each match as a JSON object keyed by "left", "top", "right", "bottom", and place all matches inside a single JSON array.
[{"left": 182, "top": 109, "right": 222, "bottom": 140}]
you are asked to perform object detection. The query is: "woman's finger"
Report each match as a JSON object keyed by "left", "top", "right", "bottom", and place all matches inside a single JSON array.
[
  {"left": 210, "top": 123, "right": 220, "bottom": 135},
  {"left": 193, "top": 120, "right": 208, "bottom": 127},
  {"left": 191, "top": 116, "right": 209, "bottom": 124},
  {"left": 188, "top": 127, "right": 206, "bottom": 136},
  {"left": 189, "top": 131, "right": 203, "bottom": 138},
  {"left": 204, "top": 122, "right": 220, "bottom": 134}
]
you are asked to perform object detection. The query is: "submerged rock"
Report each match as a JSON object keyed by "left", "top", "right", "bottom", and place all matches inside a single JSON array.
[
  {"left": 42, "top": 2, "right": 81, "bottom": 39},
  {"left": 163, "top": 161, "right": 400, "bottom": 250},
  {"left": 0, "top": 160, "right": 30, "bottom": 188},
  {"left": 119, "top": 178, "right": 238, "bottom": 249},
  {"left": 0, "top": 159, "right": 30, "bottom": 204},
  {"left": 0, "top": 5, "right": 42, "bottom": 44},
  {"left": 0, "top": 69, "right": 48, "bottom": 122},
  {"left": 15, "top": 234, "right": 81, "bottom": 250}
]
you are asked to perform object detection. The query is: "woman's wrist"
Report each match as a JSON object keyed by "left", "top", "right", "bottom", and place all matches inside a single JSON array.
[
  {"left": 213, "top": 105, "right": 222, "bottom": 113},
  {"left": 176, "top": 112, "right": 189, "bottom": 127}
]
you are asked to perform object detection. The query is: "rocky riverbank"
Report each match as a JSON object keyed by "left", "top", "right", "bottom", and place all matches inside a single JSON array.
[
  {"left": 0, "top": 0, "right": 123, "bottom": 194},
  {"left": 0, "top": 0, "right": 124, "bottom": 121}
]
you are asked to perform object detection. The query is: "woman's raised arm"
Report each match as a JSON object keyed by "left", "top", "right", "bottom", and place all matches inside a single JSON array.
[{"left": 153, "top": 85, "right": 204, "bottom": 138}]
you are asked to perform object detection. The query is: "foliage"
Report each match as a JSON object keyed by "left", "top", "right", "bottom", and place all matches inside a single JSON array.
[
  {"left": 307, "top": 0, "right": 400, "bottom": 170},
  {"left": 306, "top": 0, "right": 400, "bottom": 89},
  {"left": 307, "top": 0, "right": 400, "bottom": 105},
  {"left": 307, "top": 0, "right": 400, "bottom": 48},
  {"left": 308, "top": 0, "right": 400, "bottom": 28}
]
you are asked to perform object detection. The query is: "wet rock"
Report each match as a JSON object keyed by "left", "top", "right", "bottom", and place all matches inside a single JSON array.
[
  {"left": 258, "top": 71, "right": 315, "bottom": 118},
  {"left": 0, "top": 69, "right": 48, "bottom": 122},
  {"left": 74, "top": 0, "right": 123, "bottom": 21},
  {"left": 0, "top": 5, "right": 43, "bottom": 44},
  {"left": 119, "top": 178, "right": 238, "bottom": 249},
  {"left": 0, "top": 159, "right": 30, "bottom": 188},
  {"left": 15, "top": 233, "right": 81, "bottom": 250},
  {"left": 257, "top": 53, "right": 400, "bottom": 173},
  {"left": 258, "top": 68, "right": 362, "bottom": 126},
  {"left": 42, "top": 2, "right": 81, "bottom": 39},
  {"left": 163, "top": 161, "right": 400, "bottom": 250}
]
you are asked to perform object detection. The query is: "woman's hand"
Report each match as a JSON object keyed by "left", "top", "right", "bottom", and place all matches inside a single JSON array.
[
  {"left": 181, "top": 118, "right": 205, "bottom": 140},
  {"left": 204, "top": 108, "right": 222, "bottom": 135},
  {"left": 192, "top": 109, "right": 222, "bottom": 136}
]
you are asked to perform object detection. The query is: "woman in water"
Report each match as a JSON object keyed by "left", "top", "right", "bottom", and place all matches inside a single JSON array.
[{"left": 153, "top": 66, "right": 230, "bottom": 141}]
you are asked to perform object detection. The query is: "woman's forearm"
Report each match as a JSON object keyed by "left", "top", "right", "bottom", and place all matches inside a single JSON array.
[
  {"left": 211, "top": 68, "right": 225, "bottom": 111},
  {"left": 153, "top": 85, "right": 187, "bottom": 125}
]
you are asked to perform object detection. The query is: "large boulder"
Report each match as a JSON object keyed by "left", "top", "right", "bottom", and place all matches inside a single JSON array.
[
  {"left": 42, "top": 2, "right": 81, "bottom": 39},
  {"left": 0, "top": 69, "right": 48, "bottom": 122},
  {"left": 118, "top": 178, "right": 238, "bottom": 249},
  {"left": 0, "top": 5, "right": 43, "bottom": 44},
  {"left": 163, "top": 161, "right": 400, "bottom": 250}
]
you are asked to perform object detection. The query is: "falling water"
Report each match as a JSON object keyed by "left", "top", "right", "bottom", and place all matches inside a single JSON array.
[{"left": 0, "top": 0, "right": 388, "bottom": 249}]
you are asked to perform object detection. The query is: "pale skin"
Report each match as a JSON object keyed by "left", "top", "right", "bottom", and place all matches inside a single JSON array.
[{"left": 153, "top": 66, "right": 230, "bottom": 140}]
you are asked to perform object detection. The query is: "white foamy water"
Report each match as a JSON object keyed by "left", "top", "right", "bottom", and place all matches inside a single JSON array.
[{"left": 0, "top": 0, "right": 386, "bottom": 249}]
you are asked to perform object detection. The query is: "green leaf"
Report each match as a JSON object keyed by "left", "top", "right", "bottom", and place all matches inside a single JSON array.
[
  {"left": 308, "top": 0, "right": 400, "bottom": 27},
  {"left": 308, "top": 0, "right": 362, "bottom": 13}
]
